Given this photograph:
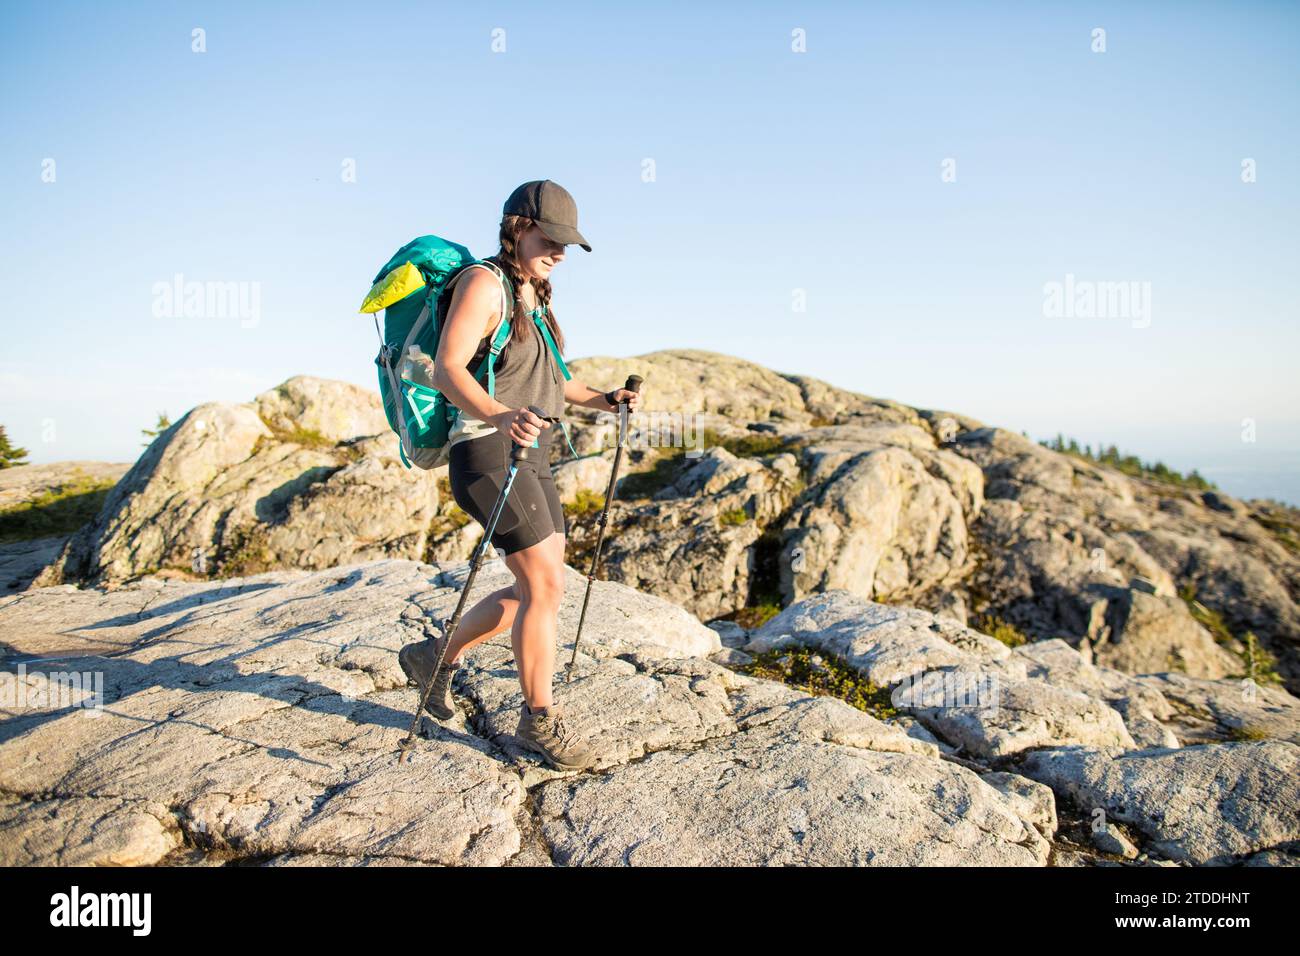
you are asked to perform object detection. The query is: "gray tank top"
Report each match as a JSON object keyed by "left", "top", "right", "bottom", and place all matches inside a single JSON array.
[{"left": 448, "top": 281, "right": 566, "bottom": 448}]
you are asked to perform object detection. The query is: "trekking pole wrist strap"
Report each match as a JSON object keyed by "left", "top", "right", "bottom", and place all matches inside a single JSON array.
[{"left": 603, "top": 389, "right": 619, "bottom": 408}]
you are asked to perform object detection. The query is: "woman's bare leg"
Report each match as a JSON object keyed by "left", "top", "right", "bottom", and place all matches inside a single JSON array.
[
  {"left": 504, "top": 531, "right": 566, "bottom": 710},
  {"left": 543, "top": 528, "right": 569, "bottom": 662},
  {"left": 443, "top": 583, "right": 520, "bottom": 664}
]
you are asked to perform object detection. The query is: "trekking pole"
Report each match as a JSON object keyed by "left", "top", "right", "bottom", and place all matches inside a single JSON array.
[
  {"left": 565, "top": 374, "right": 643, "bottom": 684},
  {"left": 397, "top": 405, "right": 551, "bottom": 764}
]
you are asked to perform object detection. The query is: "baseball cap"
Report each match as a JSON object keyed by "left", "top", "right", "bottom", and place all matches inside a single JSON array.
[{"left": 503, "top": 180, "right": 592, "bottom": 252}]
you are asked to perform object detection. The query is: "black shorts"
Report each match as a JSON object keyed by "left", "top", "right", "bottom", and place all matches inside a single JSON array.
[{"left": 447, "top": 429, "right": 566, "bottom": 556}]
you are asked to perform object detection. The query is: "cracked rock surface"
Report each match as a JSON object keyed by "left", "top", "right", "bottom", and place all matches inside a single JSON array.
[
  {"left": 2, "top": 559, "right": 1060, "bottom": 866},
  {"left": 1018, "top": 741, "right": 1300, "bottom": 865},
  {"left": 736, "top": 589, "right": 1300, "bottom": 866},
  {"left": 21, "top": 356, "right": 1300, "bottom": 701},
  {"left": 562, "top": 351, "right": 1300, "bottom": 695}
]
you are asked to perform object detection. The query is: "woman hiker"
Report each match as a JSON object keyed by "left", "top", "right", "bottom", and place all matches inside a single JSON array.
[{"left": 398, "top": 180, "right": 640, "bottom": 772}]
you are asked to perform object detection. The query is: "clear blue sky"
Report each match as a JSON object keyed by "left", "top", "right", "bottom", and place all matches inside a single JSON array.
[{"left": 2, "top": 0, "right": 1297, "bottom": 503}]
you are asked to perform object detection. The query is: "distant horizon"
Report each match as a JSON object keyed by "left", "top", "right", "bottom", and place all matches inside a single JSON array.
[{"left": 2, "top": 1, "right": 1296, "bottom": 506}]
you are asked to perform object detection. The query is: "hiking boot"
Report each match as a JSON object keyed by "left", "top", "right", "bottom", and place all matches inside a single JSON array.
[
  {"left": 398, "top": 635, "right": 460, "bottom": 720},
  {"left": 515, "top": 701, "right": 596, "bottom": 771}
]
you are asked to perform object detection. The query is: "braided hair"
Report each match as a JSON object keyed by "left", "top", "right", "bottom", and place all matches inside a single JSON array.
[{"left": 485, "top": 214, "right": 567, "bottom": 356}]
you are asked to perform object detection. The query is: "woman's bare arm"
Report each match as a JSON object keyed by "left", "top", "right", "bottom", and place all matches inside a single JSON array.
[
  {"left": 432, "top": 267, "right": 547, "bottom": 445},
  {"left": 564, "top": 377, "right": 642, "bottom": 413},
  {"left": 564, "top": 379, "right": 613, "bottom": 410}
]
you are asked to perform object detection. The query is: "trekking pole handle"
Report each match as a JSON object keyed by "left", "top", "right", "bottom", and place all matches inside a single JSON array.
[
  {"left": 510, "top": 405, "right": 554, "bottom": 462},
  {"left": 615, "top": 375, "right": 641, "bottom": 438}
]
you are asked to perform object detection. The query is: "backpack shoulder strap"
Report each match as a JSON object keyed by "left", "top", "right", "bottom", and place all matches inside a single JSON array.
[
  {"left": 452, "top": 260, "right": 514, "bottom": 396},
  {"left": 445, "top": 260, "right": 513, "bottom": 331},
  {"left": 531, "top": 304, "right": 572, "bottom": 381},
  {"left": 481, "top": 310, "right": 512, "bottom": 396}
]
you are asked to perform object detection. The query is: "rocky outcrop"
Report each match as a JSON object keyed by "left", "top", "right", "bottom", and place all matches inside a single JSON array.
[
  {"left": 1, "top": 559, "right": 1062, "bottom": 867},
  {"left": 14, "top": 350, "right": 1298, "bottom": 699},
  {"left": 749, "top": 589, "right": 1300, "bottom": 750},
  {"left": 1019, "top": 742, "right": 1300, "bottom": 866},
  {"left": 252, "top": 375, "right": 389, "bottom": 444},
  {"left": 748, "top": 591, "right": 1142, "bottom": 759},
  {"left": 745, "top": 589, "right": 1019, "bottom": 687},
  {"left": 6, "top": 350, "right": 1295, "bottom": 866},
  {"left": 739, "top": 588, "right": 1300, "bottom": 864},
  {"left": 1, "top": 537, "right": 70, "bottom": 594},
  {"left": 951, "top": 428, "right": 1260, "bottom": 682},
  {"left": 1, "top": 462, "right": 132, "bottom": 592},
  {"left": 6, "top": 562, "right": 1296, "bottom": 866},
  {"left": 561, "top": 351, "right": 1297, "bottom": 695},
  {"left": 584, "top": 448, "right": 802, "bottom": 620},
  {"left": 0, "top": 794, "right": 183, "bottom": 866},
  {"left": 787, "top": 426, "right": 982, "bottom": 587},
  {"left": 1122, "top": 671, "right": 1300, "bottom": 745},
  {"left": 1012, "top": 638, "right": 1181, "bottom": 749},
  {"left": 32, "top": 378, "right": 469, "bottom": 587},
  {"left": 532, "top": 729, "right": 1048, "bottom": 865},
  {"left": 893, "top": 667, "right": 1138, "bottom": 759}
]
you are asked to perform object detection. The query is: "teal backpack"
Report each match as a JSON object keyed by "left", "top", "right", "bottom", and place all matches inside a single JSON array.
[{"left": 360, "top": 235, "right": 577, "bottom": 470}]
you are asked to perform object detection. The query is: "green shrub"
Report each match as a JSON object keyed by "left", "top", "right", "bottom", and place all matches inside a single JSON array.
[
  {"left": 0, "top": 473, "right": 117, "bottom": 542},
  {"left": 278, "top": 426, "right": 333, "bottom": 449},
  {"left": 1226, "top": 724, "right": 1271, "bottom": 742},
  {"left": 701, "top": 428, "right": 786, "bottom": 458},
  {"left": 617, "top": 447, "right": 686, "bottom": 499},
  {"left": 718, "top": 507, "right": 748, "bottom": 526},
  {"left": 724, "top": 433, "right": 786, "bottom": 457},
  {"left": 255, "top": 413, "right": 335, "bottom": 451},
  {"left": 335, "top": 440, "right": 365, "bottom": 463},
  {"left": 1242, "top": 631, "right": 1284, "bottom": 686},
  {"left": 428, "top": 505, "right": 470, "bottom": 535},
  {"left": 741, "top": 646, "right": 897, "bottom": 720},
  {"left": 1180, "top": 586, "right": 1284, "bottom": 684},
  {"left": 1250, "top": 504, "right": 1300, "bottom": 555},
  {"left": 213, "top": 524, "right": 274, "bottom": 578},
  {"left": 1179, "top": 585, "right": 1235, "bottom": 645},
  {"left": 972, "top": 613, "right": 1029, "bottom": 648},
  {"left": 564, "top": 488, "right": 606, "bottom": 520},
  {"left": 724, "top": 602, "right": 781, "bottom": 630},
  {"left": 562, "top": 491, "right": 625, "bottom": 574}
]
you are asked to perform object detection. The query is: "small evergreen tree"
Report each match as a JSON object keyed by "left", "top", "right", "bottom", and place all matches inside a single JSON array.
[
  {"left": 142, "top": 411, "right": 172, "bottom": 447},
  {"left": 0, "top": 425, "right": 29, "bottom": 468}
]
